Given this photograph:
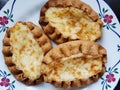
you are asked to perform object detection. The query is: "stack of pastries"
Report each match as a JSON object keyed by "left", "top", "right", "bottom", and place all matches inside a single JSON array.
[{"left": 2, "top": 0, "right": 107, "bottom": 89}]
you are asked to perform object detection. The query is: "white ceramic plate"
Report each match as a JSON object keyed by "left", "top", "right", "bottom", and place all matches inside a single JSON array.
[{"left": 0, "top": 0, "right": 120, "bottom": 90}]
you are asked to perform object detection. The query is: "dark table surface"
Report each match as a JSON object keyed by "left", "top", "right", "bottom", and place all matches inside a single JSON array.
[
  {"left": 0, "top": 0, "right": 120, "bottom": 90},
  {"left": 105, "top": 0, "right": 120, "bottom": 23}
]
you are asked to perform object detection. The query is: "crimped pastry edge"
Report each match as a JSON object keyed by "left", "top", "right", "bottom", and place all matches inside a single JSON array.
[
  {"left": 41, "top": 40, "right": 107, "bottom": 89},
  {"left": 39, "top": 0, "right": 103, "bottom": 44},
  {"left": 2, "top": 21, "right": 52, "bottom": 85}
]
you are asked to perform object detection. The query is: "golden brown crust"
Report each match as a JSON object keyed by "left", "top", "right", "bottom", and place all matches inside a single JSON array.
[
  {"left": 41, "top": 40, "right": 107, "bottom": 89},
  {"left": 39, "top": 0, "right": 103, "bottom": 44},
  {"left": 2, "top": 22, "right": 52, "bottom": 85}
]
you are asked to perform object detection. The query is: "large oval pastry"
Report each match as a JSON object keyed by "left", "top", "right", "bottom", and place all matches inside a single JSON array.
[
  {"left": 39, "top": 0, "right": 103, "bottom": 44},
  {"left": 2, "top": 22, "right": 52, "bottom": 85},
  {"left": 41, "top": 40, "right": 107, "bottom": 89}
]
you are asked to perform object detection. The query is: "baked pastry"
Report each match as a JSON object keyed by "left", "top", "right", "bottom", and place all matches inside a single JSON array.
[
  {"left": 41, "top": 40, "right": 107, "bottom": 89},
  {"left": 2, "top": 22, "right": 52, "bottom": 85},
  {"left": 39, "top": 0, "right": 103, "bottom": 44}
]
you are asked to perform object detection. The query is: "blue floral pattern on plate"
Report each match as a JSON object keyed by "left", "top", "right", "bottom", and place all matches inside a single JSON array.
[
  {"left": 0, "top": 70, "right": 15, "bottom": 90},
  {"left": 0, "top": 0, "right": 120, "bottom": 90},
  {"left": 0, "top": 0, "right": 16, "bottom": 32},
  {"left": 96, "top": 0, "right": 120, "bottom": 90}
]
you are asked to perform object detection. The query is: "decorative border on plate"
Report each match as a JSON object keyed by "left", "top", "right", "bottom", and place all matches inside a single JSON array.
[
  {"left": 96, "top": 0, "right": 120, "bottom": 90},
  {"left": 0, "top": 70, "right": 15, "bottom": 90},
  {"left": 101, "top": 60, "right": 120, "bottom": 90},
  {"left": 0, "top": 0, "right": 120, "bottom": 90},
  {"left": 97, "top": 0, "right": 120, "bottom": 52},
  {"left": 0, "top": 0, "right": 16, "bottom": 90},
  {"left": 0, "top": 0, "right": 16, "bottom": 33}
]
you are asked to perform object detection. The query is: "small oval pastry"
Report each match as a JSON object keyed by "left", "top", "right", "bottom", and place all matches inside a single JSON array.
[
  {"left": 2, "top": 22, "right": 52, "bottom": 85},
  {"left": 41, "top": 40, "right": 107, "bottom": 89},
  {"left": 39, "top": 0, "right": 103, "bottom": 44}
]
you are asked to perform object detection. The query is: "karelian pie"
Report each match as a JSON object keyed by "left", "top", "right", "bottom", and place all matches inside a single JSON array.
[
  {"left": 41, "top": 40, "right": 107, "bottom": 89},
  {"left": 2, "top": 22, "right": 52, "bottom": 85},
  {"left": 39, "top": 0, "right": 103, "bottom": 44}
]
